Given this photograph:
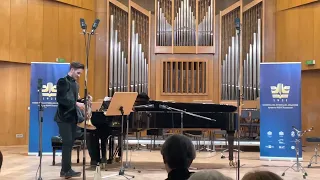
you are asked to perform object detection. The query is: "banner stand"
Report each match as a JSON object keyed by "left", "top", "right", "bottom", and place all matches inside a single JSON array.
[
  {"left": 28, "top": 62, "right": 70, "bottom": 156},
  {"left": 259, "top": 62, "right": 302, "bottom": 161}
]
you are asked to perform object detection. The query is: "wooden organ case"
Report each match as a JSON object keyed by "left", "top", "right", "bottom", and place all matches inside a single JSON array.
[
  {"left": 155, "top": 0, "right": 215, "bottom": 102},
  {"left": 106, "top": 0, "right": 151, "bottom": 96}
]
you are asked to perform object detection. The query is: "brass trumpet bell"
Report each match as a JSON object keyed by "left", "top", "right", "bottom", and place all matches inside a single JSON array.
[{"left": 77, "top": 120, "right": 96, "bottom": 130}]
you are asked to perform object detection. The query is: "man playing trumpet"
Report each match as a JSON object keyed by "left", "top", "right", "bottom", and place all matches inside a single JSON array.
[{"left": 54, "top": 62, "right": 85, "bottom": 179}]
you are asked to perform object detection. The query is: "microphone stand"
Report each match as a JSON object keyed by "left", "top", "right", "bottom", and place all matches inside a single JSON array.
[
  {"left": 36, "top": 79, "right": 44, "bottom": 180},
  {"left": 282, "top": 126, "right": 313, "bottom": 179},
  {"left": 235, "top": 18, "right": 243, "bottom": 180},
  {"left": 80, "top": 18, "right": 100, "bottom": 180},
  {"left": 159, "top": 104, "right": 216, "bottom": 134}
]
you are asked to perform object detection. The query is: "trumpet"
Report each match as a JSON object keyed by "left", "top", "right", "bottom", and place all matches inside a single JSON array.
[{"left": 77, "top": 94, "right": 96, "bottom": 130}]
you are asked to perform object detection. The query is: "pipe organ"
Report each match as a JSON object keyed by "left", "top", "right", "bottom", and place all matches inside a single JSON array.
[
  {"left": 242, "top": 1, "right": 262, "bottom": 100},
  {"left": 220, "top": 4, "right": 241, "bottom": 101},
  {"left": 106, "top": 0, "right": 151, "bottom": 96},
  {"left": 155, "top": 0, "right": 215, "bottom": 54},
  {"left": 107, "top": 1, "right": 129, "bottom": 97},
  {"left": 162, "top": 60, "right": 208, "bottom": 94},
  {"left": 198, "top": 0, "right": 214, "bottom": 47},
  {"left": 157, "top": 0, "right": 172, "bottom": 47},
  {"left": 129, "top": 2, "right": 151, "bottom": 94}
]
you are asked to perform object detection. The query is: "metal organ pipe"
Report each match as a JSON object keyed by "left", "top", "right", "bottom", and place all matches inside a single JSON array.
[{"left": 108, "top": 4, "right": 128, "bottom": 97}]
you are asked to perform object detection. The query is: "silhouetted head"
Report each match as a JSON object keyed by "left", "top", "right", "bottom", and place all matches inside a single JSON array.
[
  {"left": 160, "top": 134, "right": 196, "bottom": 173},
  {"left": 242, "top": 171, "right": 283, "bottom": 180}
]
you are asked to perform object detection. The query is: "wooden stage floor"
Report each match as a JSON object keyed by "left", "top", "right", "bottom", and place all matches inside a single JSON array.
[{"left": 0, "top": 146, "right": 319, "bottom": 180}]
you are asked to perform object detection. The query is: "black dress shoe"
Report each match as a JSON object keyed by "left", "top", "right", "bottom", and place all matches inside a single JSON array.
[{"left": 60, "top": 169, "right": 81, "bottom": 179}]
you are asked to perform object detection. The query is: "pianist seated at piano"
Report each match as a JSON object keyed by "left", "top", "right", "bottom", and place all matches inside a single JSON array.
[{"left": 86, "top": 96, "right": 112, "bottom": 166}]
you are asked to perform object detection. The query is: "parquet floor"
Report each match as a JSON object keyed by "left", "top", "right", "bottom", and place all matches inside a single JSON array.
[{"left": 0, "top": 146, "right": 319, "bottom": 180}]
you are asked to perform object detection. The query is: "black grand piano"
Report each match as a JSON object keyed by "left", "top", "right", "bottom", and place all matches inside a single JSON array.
[{"left": 89, "top": 100, "right": 238, "bottom": 165}]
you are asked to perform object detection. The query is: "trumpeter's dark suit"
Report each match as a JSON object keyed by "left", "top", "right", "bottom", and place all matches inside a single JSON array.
[{"left": 54, "top": 75, "right": 83, "bottom": 176}]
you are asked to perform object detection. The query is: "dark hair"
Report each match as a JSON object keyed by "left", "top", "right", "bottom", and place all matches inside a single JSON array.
[
  {"left": 0, "top": 150, "right": 3, "bottom": 170},
  {"left": 161, "top": 134, "right": 196, "bottom": 169},
  {"left": 242, "top": 171, "right": 283, "bottom": 180},
  {"left": 137, "top": 92, "right": 149, "bottom": 101},
  {"left": 70, "top": 62, "right": 84, "bottom": 70}
]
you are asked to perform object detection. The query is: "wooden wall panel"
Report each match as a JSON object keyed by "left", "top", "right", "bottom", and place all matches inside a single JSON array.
[
  {"left": 95, "top": 0, "right": 107, "bottom": 100},
  {"left": 263, "top": 0, "right": 276, "bottom": 62},
  {"left": 275, "top": 2, "right": 320, "bottom": 70},
  {"left": 10, "top": 0, "right": 28, "bottom": 63},
  {"left": 27, "top": 0, "right": 44, "bottom": 63},
  {"left": 284, "top": 8, "right": 299, "bottom": 62},
  {"left": 277, "top": 0, "right": 318, "bottom": 11},
  {"left": 298, "top": 4, "right": 314, "bottom": 64},
  {"left": 313, "top": 2, "right": 320, "bottom": 66},
  {"left": 82, "top": 0, "right": 95, "bottom": 10},
  {"left": 0, "top": 62, "right": 30, "bottom": 146},
  {"left": 0, "top": 0, "right": 96, "bottom": 146},
  {"left": 0, "top": 0, "right": 11, "bottom": 61},
  {"left": 55, "top": 0, "right": 94, "bottom": 10},
  {"left": 58, "top": 4, "right": 74, "bottom": 62},
  {"left": 275, "top": 1, "right": 320, "bottom": 144},
  {"left": 43, "top": 0, "right": 59, "bottom": 62},
  {"left": 301, "top": 70, "right": 320, "bottom": 145}
]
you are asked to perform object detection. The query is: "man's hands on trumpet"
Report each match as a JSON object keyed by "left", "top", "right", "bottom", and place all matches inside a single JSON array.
[
  {"left": 76, "top": 93, "right": 92, "bottom": 111},
  {"left": 76, "top": 102, "right": 85, "bottom": 110}
]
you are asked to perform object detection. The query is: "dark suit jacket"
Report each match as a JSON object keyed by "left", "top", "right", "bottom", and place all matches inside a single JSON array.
[
  {"left": 54, "top": 75, "right": 80, "bottom": 123},
  {"left": 165, "top": 168, "right": 194, "bottom": 180}
]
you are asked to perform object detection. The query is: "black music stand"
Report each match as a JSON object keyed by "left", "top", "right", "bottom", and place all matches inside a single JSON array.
[{"left": 102, "top": 92, "right": 138, "bottom": 179}]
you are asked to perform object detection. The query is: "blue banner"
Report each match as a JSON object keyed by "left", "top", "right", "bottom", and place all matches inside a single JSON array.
[
  {"left": 260, "top": 62, "right": 301, "bottom": 160},
  {"left": 28, "top": 62, "right": 70, "bottom": 155}
]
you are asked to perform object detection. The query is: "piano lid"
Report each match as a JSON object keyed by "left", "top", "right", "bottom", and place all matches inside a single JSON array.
[{"left": 134, "top": 100, "right": 237, "bottom": 113}]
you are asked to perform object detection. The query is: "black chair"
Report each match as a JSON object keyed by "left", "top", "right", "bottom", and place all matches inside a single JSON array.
[{"left": 51, "top": 136, "right": 83, "bottom": 166}]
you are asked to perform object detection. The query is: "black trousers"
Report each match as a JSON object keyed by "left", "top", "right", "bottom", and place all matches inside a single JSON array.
[
  {"left": 57, "top": 121, "right": 77, "bottom": 172},
  {"left": 86, "top": 131, "right": 108, "bottom": 163}
]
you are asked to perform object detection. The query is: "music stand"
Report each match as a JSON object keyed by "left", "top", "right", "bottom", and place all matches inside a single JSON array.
[{"left": 102, "top": 92, "right": 138, "bottom": 179}]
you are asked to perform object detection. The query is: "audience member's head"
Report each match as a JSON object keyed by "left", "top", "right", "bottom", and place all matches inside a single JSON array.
[
  {"left": 242, "top": 171, "right": 283, "bottom": 180},
  {"left": 188, "top": 170, "right": 233, "bottom": 180},
  {"left": 0, "top": 150, "right": 3, "bottom": 171},
  {"left": 160, "top": 134, "right": 196, "bottom": 173}
]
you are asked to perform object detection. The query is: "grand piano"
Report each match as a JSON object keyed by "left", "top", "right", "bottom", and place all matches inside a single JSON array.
[{"left": 90, "top": 100, "right": 238, "bottom": 165}]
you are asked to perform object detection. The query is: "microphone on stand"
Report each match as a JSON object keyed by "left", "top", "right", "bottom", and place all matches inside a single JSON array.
[
  {"left": 90, "top": 19, "right": 100, "bottom": 34},
  {"left": 292, "top": 126, "right": 300, "bottom": 133},
  {"left": 234, "top": 18, "right": 241, "bottom": 33},
  {"left": 80, "top": 18, "right": 87, "bottom": 34},
  {"left": 37, "top": 78, "right": 43, "bottom": 91}
]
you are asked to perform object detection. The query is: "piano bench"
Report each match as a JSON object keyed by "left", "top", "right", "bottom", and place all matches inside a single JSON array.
[
  {"left": 306, "top": 137, "right": 320, "bottom": 168},
  {"left": 51, "top": 136, "right": 82, "bottom": 166},
  {"left": 183, "top": 131, "right": 203, "bottom": 150}
]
